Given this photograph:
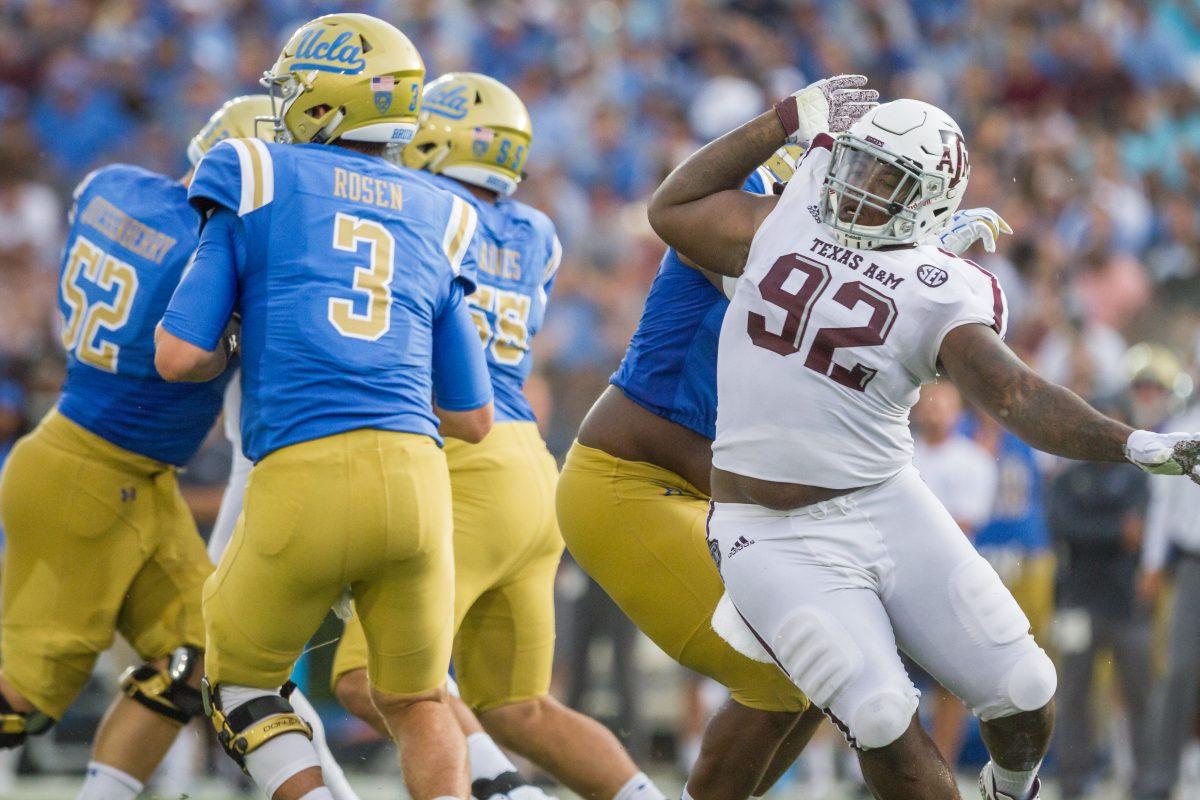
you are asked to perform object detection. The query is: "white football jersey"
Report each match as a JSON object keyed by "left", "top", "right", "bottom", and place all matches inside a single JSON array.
[{"left": 713, "top": 135, "right": 1007, "bottom": 489}]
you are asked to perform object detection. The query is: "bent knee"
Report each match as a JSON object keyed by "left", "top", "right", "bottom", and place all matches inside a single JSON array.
[
  {"left": 479, "top": 695, "right": 551, "bottom": 733},
  {"left": 980, "top": 647, "right": 1057, "bottom": 721},
  {"left": 333, "top": 668, "right": 377, "bottom": 721},
  {"left": 368, "top": 681, "right": 447, "bottom": 716},
  {"left": 847, "top": 688, "right": 918, "bottom": 750}
]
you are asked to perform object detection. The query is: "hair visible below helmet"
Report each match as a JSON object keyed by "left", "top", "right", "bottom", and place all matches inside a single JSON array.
[
  {"left": 188, "top": 95, "right": 274, "bottom": 166},
  {"left": 261, "top": 13, "right": 424, "bottom": 146},
  {"left": 820, "top": 99, "right": 970, "bottom": 250},
  {"left": 402, "top": 72, "right": 532, "bottom": 197}
]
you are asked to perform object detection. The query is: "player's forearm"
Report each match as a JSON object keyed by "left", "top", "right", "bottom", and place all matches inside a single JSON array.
[
  {"left": 648, "top": 111, "right": 784, "bottom": 241},
  {"left": 944, "top": 328, "right": 1131, "bottom": 462},
  {"left": 652, "top": 111, "right": 786, "bottom": 213},
  {"left": 154, "top": 323, "right": 229, "bottom": 383}
]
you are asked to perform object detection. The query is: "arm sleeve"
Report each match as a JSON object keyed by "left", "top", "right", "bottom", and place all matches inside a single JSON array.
[
  {"left": 432, "top": 281, "right": 493, "bottom": 411},
  {"left": 160, "top": 208, "right": 244, "bottom": 351}
]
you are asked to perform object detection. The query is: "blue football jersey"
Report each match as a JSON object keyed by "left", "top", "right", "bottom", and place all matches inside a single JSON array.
[
  {"left": 168, "top": 139, "right": 492, "bottom": 462},
  {"left": 426, "top": 173, "right": 560, "bottom": 422},
  {"left": 971, "top": 427, "right": 1050, "bottom": 552},
  {"left": 610, "top": 169, "right": 768, "bottom": 440},
  {"left": 56, "top": 164, "right": 228, "bottom": 465}
]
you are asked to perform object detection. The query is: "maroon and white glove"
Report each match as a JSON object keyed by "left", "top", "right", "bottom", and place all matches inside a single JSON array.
[{"left": 774, "top": 74, "right": 879, "bottom": 145}]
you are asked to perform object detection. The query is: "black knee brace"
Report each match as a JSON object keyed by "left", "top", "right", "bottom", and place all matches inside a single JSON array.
[
  {"left": 119, "top": 646, "right": 204, "bottom": 724},
  {"left": 0, "top": 693, "right": 53, "bottom": 749},
  {"left": 202, "top": 679, "right": 313, "bottom": 772}
]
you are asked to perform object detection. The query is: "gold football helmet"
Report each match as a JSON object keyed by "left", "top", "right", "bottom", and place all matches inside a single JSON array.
[
  {"left": 761, "top": 143, "right": 805, "bottom": 186},
  {"left": 188, "top": 95, "right": 274, "bottom": 166},
  {"left": 261, "top": 13, "right": 424, "bottom": 146},
  {"left": 403, "top": 72, "right": 532, "bottom": 196}
]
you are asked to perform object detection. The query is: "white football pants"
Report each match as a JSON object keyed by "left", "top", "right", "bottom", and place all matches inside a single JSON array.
[{"left": 708, "top": 465, "right": 1056, "bottom": 750}]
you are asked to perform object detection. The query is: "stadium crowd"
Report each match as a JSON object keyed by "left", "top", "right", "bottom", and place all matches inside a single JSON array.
[{"left": 3, "top": 0, "right": 1200, "bottom": 796}]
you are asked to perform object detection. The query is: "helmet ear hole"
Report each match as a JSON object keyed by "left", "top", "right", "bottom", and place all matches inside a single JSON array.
[
  {"left": 414, "top": 142, "right": 437, "bottom": 153},
  {"left": 359, "top": 36, "right": 373, "bottom": 53},
  {"left": 306, "top": 104, "right": 332, "bottom": 120}
]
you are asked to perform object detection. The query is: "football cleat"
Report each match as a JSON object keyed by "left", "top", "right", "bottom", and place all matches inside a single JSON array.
[
  {"left": 188, "top": 95, "right": 274, "bottom": 166},
  {"left": 403, "top": 72, "right": 533, "bottom": 197},
  {"left": 262, "top": 13, "right": 425, "bottom": 146},
  {"left": 978, "top": 763, "right": 1041, "bottom": 800}
]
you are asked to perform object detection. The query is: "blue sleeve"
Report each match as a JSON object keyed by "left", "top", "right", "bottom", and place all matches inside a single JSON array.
[
  {"left": 188, "top": 139, "right": 244, "bottom": 214},
  {"left": 160, "top": 208, "right": 244, "bottom": 351},
  {"left": 432, "top": 281, "right": 493, "bottom": 411},
  {"left": 742, "top": 170, "right": 766, "bottom": 195}
]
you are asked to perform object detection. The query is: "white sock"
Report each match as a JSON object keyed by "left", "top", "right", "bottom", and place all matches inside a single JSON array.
[
  {"left": 468, "top": 731, "right": 519, "bottom": 781},
  {"left": 290, "top": 687, "right": 361, "bottom": 800},
  {"left": 219, "top": 684, "right": 322, "bottom": 797},
  {"left": 614, "top": 772, "right": 666, "bottom": 800},
  {"left": 77, "top": 761, "right": 143, "bottom": 800},
  {"left": 990, "top": 760, "right": 1040, "bottom": 800}
]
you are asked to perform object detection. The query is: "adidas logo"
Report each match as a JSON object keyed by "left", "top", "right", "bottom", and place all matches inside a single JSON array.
[{"left": 728, "top": 536, "right": 755, "bottom": 558}]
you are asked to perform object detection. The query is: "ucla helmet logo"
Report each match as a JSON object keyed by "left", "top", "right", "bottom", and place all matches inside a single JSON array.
[{"left": 291, "top": 28, "right": 367, "bottom": 74}]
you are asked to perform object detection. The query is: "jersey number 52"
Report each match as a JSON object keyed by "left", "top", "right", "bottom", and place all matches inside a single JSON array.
[
  {"left": 60, "top": 235, "right": 139, "bottom": 373},
  {"left": 747, "top": 253, "right": 897, "bottom": 392}
]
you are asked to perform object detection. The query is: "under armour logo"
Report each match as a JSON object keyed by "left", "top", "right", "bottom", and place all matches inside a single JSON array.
[
  {"left": 120, "top": 487, "right": 137, "bottom": 502},
  {"left": 663, "top": 487, "right": 684, "bottom": 496},
  {"left": 728, "top": 536, "right": 755, "bottom": 558}
]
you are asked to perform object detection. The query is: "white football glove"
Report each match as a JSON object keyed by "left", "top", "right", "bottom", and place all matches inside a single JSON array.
[
  {"left": 937, "top": 207, "right": 1013, "bottom": 255},
  {"left": 1125, "top": 429, "right": 1200, "bottom": 484},
  {"left": 774, "top": 74, "right": 879, "bottom": 145}
]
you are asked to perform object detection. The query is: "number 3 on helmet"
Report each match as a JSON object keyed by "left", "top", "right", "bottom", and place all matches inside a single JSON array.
[{"left": 261, "top": 13, "right": 425, "bottom": 146}]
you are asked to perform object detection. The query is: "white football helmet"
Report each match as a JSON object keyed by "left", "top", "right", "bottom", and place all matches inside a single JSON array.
[{"left": 821, "top": 98, "right": 969, "bottom": 250}]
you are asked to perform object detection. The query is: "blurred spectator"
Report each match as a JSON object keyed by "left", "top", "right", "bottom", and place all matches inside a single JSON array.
[
  {"left": 1048, "top": 398, "right": 1154, "bottom": 800},
  {"left": 1135, "top": 397, "right": 1200, "bottom": 800},
  {"left": 0, "top": 378, "right": 25, "bottom": 548},
  {"left": 968, "top": 414, "right": 1055, "bottom": 642},
  {"left": 911, "top": 380, "right": 998, "bottom": 766}
]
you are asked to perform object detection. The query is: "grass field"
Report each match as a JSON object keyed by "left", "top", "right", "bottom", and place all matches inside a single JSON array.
[{"left": 0, "top": 773, "right": 1187, "bottom": 800}]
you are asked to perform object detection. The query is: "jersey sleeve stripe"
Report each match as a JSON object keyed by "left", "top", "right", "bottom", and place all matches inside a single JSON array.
[
  {"left": 964, "top": 260, "right": 1007, "bottom": 336},
  {"left": 246, "top": 139, "right": 275, "bottom": 211},
  {"left": 442, "top": 196, "right": 477, "bottom": 275}
]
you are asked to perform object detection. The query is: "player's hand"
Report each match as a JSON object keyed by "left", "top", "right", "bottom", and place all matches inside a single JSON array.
[
  {"left": 775, "top": 75, "right": 879, "bottom": 145},
  {"left": 937, "top": 207, "right": 1012, "bottom": 255},
  {"left": 1125, "top": 430, "right": 1200, "bottom": 484}
]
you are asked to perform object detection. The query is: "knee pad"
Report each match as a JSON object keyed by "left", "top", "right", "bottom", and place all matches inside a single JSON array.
[
  {"left": 992, "top": 647, "right": 1056, "bottom": 720},
  {"left": 202, "top": 679, "right": 313, "bottom": 773},
  {"left": 773, "top": 608, "right": 863, "bottom": 708},
  {"left": 119, "top": 646, "right": 204, "bottom": 725},
  {"left": 0, "top": 693, "right": 53, "bottom": 749},
  {"left": 847, "top": 688, "right": 917, "bottom": 750},
  {"left": 950, "top": 558, "right": 1030, "bottom": 647}
]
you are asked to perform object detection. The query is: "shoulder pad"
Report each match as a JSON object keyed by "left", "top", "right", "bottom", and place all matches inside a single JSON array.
[{"left": 190, "top": 138, "right": 276, "bottom": 217}]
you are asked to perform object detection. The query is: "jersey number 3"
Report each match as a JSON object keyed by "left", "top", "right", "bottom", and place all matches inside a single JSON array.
[
  {"left": 328, "top": 212, "right": 395, "bottom": 341},
  {"left": 747, "top": 253, "right": 896, "bottom": 391},
  {"left": 60, "top": 235, "right": 139, "bottom": 373}
]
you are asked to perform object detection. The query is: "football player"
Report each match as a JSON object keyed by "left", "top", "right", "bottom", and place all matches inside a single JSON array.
[
  {"left": 647, "top": 77, "right": 1200, "bottom": 800},
  {"left": 0, "top": 95, "right": 267, "bottom": 800},
  {"left": 557, "top": 140, "right": 1007, "bottom": 800},
  {"left": 155, "top": 14, "right": 493, "bottom": 800},
  {"left": 193, "top": 100, "right": 362, "bottom": 800},
  {"left": 326, "top": 71, "right": 667, "bottom": 800}
]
